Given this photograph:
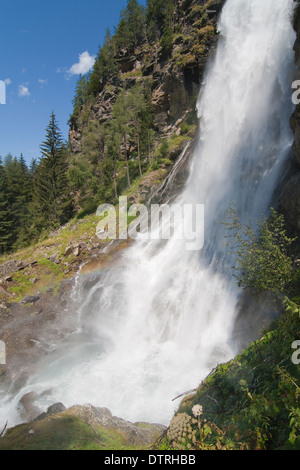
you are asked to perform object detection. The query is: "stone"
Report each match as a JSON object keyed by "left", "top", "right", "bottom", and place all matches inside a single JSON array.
[
  {"left": 73, "top": 246, "right": 81, "bottom": 257},
  {"left": 35, "top": 402, "right": 67, "bottom": 421},
  {"left": 64, "top": 245, "right": 74, "bottom": 257},
  {"left": 21, "top": 295, "right": 40, "bottom": 305},
  {"left": 67, "top": 404, "right": 166, "bottom": 446}
]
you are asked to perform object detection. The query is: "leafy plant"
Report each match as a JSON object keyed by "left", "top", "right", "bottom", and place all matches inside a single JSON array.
[{"left": 224, "top": 207, "right": 296, "bottom": 297}]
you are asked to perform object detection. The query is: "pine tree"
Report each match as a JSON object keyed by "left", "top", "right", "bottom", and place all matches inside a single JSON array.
[
  {"left": 87, "top": 29, "right": 120, "bottom": 98},
  {"left": 0, "top": 157, "right": 12, "bottom": 253},
  {"left": 105, "top": 119, "right": 122, "bottom": 200},
  {"left": 72, "top": 74, "right": 89, "bottom": 116},
  {"left": 3, "top": 154, "right": 33, "bottom": 248},
  {"left": 34, "top": 113, "right": 72, "bottom": 230},
  {"left": 115, "top": 0, "right": 146, "bottom": 52},
  {"left": 112, "top": 89, "right": 133, "bottom": 188},
  {"left": 146, "top": 0, "right": 175, "bottom": 43}
]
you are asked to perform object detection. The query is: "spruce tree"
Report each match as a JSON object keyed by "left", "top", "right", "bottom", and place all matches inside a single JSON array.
[
  {"left": 112, "top": 89, "right": 133, "bottom": 188},
  {"left": 0, "top": 157, "right": 12, "bottom": 253},
  {"left": 3, "top": 154, "right": 33, "bottom": 249},
  {"left": 146, "top": 0, "right": 175, "bottom": 43},
  {"left": 34, "top": 113, "right": 72, "bottom": 230}
]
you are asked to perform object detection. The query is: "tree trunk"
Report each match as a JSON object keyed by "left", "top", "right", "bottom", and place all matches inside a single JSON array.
[
  {"left": 124, "top": 135, "right": 131, "bottom": 188},
  {"left": 113, "top": 172, "right": 118, "bottom": 199},
  {"left": 137, "top": 133, "right": 142, "bottom": 178}
]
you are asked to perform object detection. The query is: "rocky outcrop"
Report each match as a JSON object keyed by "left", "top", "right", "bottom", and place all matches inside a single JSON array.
[
  {"left": 65, "top": 404, "right": 166, "bottom": 447},
  {"left": 0, "top": 403, "right": 166, "bottom": 450},
  {"left": 280, "top": 3, "right": 300, "bottom": 233},
  {"left": 69, "top": 0, "right": 224, "bottom": 155}
]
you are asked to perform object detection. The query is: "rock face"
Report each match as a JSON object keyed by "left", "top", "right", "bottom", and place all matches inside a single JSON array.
[
  {"left": 0, "top": 403, "right": 166, "bottom": 450},
  {"left": 279, "top": 4, "right": 300, "bottom": 233},
  {"left": 69, "top": 0, "right": 224, "bottom": 155},
  {"left": 67, "top": 404, "right": 166, "bottom": 447}
]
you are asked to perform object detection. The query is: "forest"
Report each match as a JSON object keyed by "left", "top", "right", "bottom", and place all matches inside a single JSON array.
[{"left": 0, "top": 0, "right": 184, "bottom": 254}]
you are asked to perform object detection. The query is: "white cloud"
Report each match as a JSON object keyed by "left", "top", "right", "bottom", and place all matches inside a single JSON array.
[
  {"left": 18, "top": 84, "right": 30, "bottom": 97},
  {"left": 4, "top": 78, "right": 11, "bottom": 86},
  {"left": 68, "top": 51, "right": 96, "bottom": 76},
  {"left": 38, "top": 78, "right": 48, "bottom": 87}
]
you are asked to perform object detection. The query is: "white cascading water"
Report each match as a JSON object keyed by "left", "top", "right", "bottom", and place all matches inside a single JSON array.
[{"left": 0, "top": 0, "right": 297, "bottom": 428}]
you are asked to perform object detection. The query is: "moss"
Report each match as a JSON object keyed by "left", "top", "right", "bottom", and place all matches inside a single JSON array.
[
  {"left": 168, "top": 134, "right": 191, "bottom": 151},
  {"left": 198, "top": 25, "right": 215, "bottom": 40},
  {"left": 122, "top": 69, "right": 143, "bottom": 80},
  {"left": 0, "top": 412, "right": 145, "bottom": 450}
]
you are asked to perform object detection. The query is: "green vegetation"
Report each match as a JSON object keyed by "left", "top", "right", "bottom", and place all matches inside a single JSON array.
[
  {"left": 33, "top": 112, "right": 73, "bottom": 231},
  {"left": 156, "top": 303, "right": 300, "bottom": 450},
  {"left": 0, "top": 113, "right": 73, "bottom": 254},
  {"left": 224, "top": 207, "right": 297, "bottom": 298},
  {"left": 154, "top": 208, "right": 300, "bottom": 451},
  {"left": 0, "top": 410, "right": 147, "bottom": 450},
  {"left": 0, "top": 0, "right": 219, "bottom": 256}
]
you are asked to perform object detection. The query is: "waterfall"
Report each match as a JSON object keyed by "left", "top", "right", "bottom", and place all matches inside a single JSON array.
[{"left": 0, "top": 0, "right": 297, "bottom": 428}]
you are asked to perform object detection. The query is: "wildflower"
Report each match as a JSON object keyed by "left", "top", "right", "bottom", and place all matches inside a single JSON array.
[{"left": 192, "top": 404, "right": 203, "bottom": 418}]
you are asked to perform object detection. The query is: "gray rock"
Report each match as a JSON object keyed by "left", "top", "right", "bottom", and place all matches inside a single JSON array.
[
  {"left": 35, "top": 402, "right": 67, "bottom": 421},
  {"left": 21, "top": 295, "right": 40, "bottom": 304},
  {"left": 68, "top": 404, "right": 166, "bottom": 446}
]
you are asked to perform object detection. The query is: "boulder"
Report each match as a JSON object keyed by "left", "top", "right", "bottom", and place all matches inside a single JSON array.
[
  {"left": 35, "top": 403, "right": 67, "bottom": 421},
  {"left": 21, "top": 295, "right": 40, "bottom": 305},
  {"left": 0, "top": 403, "right": 166, "bottom": 450},
  {"left": 67, "top": 404, "right": 166, "bottom": 447}
]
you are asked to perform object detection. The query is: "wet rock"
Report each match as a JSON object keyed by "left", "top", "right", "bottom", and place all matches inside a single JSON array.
[
  {"left": 19, "top": 392, "right": 41, "bottom": 422},
  {"left": 67, "top": 404, "right": 166, "bottom": 446},
  {"left": 35, "top": 403, "right": 67, "bottom": 421},
  {"left": 21, "top": 295, "right": 40, "bottom": 305}
]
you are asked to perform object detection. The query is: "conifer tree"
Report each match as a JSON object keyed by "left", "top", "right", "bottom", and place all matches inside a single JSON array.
[
  {"left": 72, "top": 74, "right": 89, "bottom": 116},
  {"left": 126, "top": 83, "right": 150, "bottom": 178},
  {"left": 3, "top": 154, "right": 33, "bottom": 248},
  {"left": 146, "top": 0, "right": 175, "bottom": 43},
  {"left": 112, "top": 89, "right": 133, "bottom": 188},
  {"left": 34, "top": 113, "right": 72, "bottom": 229},
  {"left": 0, "top": 157, "right": 12, "bottom": 253}
]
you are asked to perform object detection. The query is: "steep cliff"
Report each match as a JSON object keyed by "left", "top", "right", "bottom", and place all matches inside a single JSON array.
[
  {"left": 280, "top": 3, "right": 300, "bottom": 234},
  {"left": 68, "top": 0, "right": 225, "bottom": 211}
]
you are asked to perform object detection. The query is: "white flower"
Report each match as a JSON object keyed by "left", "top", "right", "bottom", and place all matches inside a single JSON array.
[{"left": 192, "top": 404, "right": 203, "bottom": 417}]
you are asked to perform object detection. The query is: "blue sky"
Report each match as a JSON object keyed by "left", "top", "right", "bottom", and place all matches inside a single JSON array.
[{"left": 0, "top": 0, "right": 146, "bottom": 165}]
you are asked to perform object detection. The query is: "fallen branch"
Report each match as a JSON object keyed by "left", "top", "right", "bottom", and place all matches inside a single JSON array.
[
  {"left": 0, "top": 421, "right": 7, "bottom": 437},
  {"left": 172, "top": 388, "right": 197, "bottom": 402}
]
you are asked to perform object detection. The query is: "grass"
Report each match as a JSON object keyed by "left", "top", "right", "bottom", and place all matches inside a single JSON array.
[{"left": 0, "top": 411, "right": 146, "bottom": 450}]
